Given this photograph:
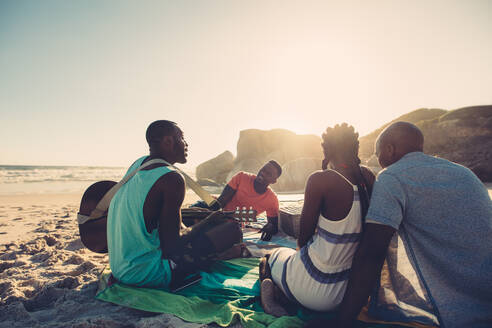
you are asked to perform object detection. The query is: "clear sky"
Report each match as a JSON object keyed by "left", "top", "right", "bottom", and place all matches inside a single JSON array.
[{"left": 1, "top": 0, "right": 491, "bottom": 169}]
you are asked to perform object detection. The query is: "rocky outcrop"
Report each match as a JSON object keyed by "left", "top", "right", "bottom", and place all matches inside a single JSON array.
[
  {"left": 358, "top": 108, "right": 447, "bottom": 160},
  {"left": 195, "top": 151, "right": 234, "bottom": 185},
  {"left": 359, "top": 106, "right": 492, "bottom": 181},
  {"left": 235, "top": 129, "right": 323, "bottom": 165},
  {"left": 196, "top": 105, "right": 492, "bottom": 190},
  {"left": 229, "top": 129, "right": 323, "bottom": 190},
  {"left": 225, "top": 158, "right": 263, "bottom": 182},
  {"left": 273, "top": 158, "right": 321, "bottom": 191}
]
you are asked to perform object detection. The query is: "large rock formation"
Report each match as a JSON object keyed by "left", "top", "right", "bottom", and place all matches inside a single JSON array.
[
  {"left": 228, "top": 129, "right": 323, "bottom": 190},
  {"left": 235, "top": 129, "right": 322, "bottom": 165},
  {"left": 225, "top": 158, "right": 264, "bottom": 183},
  {"left": 273, "top": 157, "right": 321, "bottom": 191},
  {"left": 359, "top": 106, "right": 492, "bottom": 181},
  {"left": 358, "top": 108, "right": 447, "bottom": 160},
  {"left": 196, "top": 105, "right": 492, "bottom": 190},
  {"left": 195, "top": 151, "right": 234, "bottom": 185}
]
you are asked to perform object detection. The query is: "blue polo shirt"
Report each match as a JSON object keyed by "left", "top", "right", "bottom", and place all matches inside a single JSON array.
[{"left": 366, "top": 152, "right": 492, "bottom": 328}]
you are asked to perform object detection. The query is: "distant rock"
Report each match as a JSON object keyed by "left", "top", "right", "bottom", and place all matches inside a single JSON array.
[
  {"left": 366, "top": 154, "right": 380, "bottom": 168},
  {"left": 236, "top": 129, "right": 322, "bottom": 165},
  {"left": 358, "top": 108, "right": 447, "bottom": 160},
  {"left": 196, "top": 151, "right": 234, "bottom": 185},
  {"left": 225, "top": 158, "right": 263, "bottom": 182},
  {"left": 197, "top": 105, "right": 492, "bottom": 190},
  {"left": 272, "top": 158, "right": 321, "bottom": 192},
  {"left": 228, "top": 129, "right": 323, "bottom": 190},
  {"left": 359, "top": 106, "right": 492, "bottom": 181},
  {"left": 197, "top": 129, "right": 323, "bottom": 191}
]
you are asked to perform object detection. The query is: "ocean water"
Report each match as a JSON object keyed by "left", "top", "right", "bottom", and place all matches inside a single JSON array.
[
  {"left": 0, "top": 165, "right": 128, "bottom": 195},
  {"left": 0, "top": 164, "right": 215, "bottom": 197},
  {"left": 0, "top": 165, "right": 202, "bottom": 195}
]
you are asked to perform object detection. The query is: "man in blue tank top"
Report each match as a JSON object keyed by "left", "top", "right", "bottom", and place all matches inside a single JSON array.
[{"left": 107, "top": 120, "right": 242, "bottom": 289}]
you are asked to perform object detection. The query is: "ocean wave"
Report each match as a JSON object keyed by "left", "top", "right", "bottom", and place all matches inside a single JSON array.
[
  {"left": 0, "top": 165, "right": 126, "bottom": 184},
  {"left": 0, "top": 164, "right": 196, "bottom": 195}
]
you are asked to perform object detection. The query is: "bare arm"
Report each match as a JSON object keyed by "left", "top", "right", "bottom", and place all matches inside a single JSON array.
[
  {"left": 335, "top": 223, "right": 395, "bottom": 327},
  {"left": 216, "top": 184, "right": 237, "bottom": 209},
  {"left": 158, "top": 172, "right": 185, "bottom": 258},
  {"left": 297, "top": 173, "right": 324, "bottom": 248}
]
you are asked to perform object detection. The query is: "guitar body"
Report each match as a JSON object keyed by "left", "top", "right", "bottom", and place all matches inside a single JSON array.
[{"left": 78, "top": 180, "right": 117, "bottom": 253}]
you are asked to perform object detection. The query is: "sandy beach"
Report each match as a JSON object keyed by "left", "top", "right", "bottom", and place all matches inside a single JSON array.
[
  {"left": 0, "top": 191, "right": 229, "bottom": 328},
  {"left": 1, "top": 186, "right": 491, "bottom": 328}
]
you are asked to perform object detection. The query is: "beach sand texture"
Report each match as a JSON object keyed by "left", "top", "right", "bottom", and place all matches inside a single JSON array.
[
  {"left": 0, "top": 192, "right": 237, "bottom": 328},
  {"left": 1, "top": 187, "right": 491, "bottom": 327}
]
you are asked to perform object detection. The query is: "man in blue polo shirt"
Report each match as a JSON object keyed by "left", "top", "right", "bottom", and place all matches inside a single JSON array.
[{"left": 321, "top": 122, "right": 492, "bottom": 328}]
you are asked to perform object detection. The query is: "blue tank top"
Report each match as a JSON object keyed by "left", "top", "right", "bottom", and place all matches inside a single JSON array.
[{"left": 107, "top": 156, "right": 173, "bottom": 289}]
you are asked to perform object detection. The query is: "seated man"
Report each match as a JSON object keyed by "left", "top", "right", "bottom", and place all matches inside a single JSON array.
[
  {"left": 316, "top": 122, "right": 492, "bottom": 328},
  {"left": 216, "top": 161, "right": 283, "bottom": 241},
  {"left": 107, "top": 120, "right": 242, "bottom": 289}
]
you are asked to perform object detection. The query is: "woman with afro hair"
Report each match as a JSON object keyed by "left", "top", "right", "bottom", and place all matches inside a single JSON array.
[{"left": 259, "top": 123, "right": 375, "bottom": 316}]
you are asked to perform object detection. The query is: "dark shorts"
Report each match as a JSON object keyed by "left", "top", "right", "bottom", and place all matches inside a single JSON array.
[{"left": 169, "top": 218, "right": 242, "bottom": 279}]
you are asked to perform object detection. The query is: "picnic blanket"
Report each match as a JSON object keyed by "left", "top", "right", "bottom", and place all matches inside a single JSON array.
[
  {"left": 96, "top": 258, "right": 304, "bottom": 328},
  {"left": 96, "top": 256, "right": 435, "bottom": 328}
]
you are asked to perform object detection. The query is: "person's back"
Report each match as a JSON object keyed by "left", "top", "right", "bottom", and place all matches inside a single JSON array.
[
  {"left": 108, "top": 156, "right": 174, "bottom": 288},
  {"left": 107, "top": 120, "right": 242, "bottom": 290},
  {"left": 281, "top": 172, "right": 364, "bottom": 311},
  {"left": 259, "top": 123, "right": 375, "bottom": 316},
  {"left": 373, "top": 152, "right": 492, "bottom": 326},
  {"left": 307, "top": 174, "right": 362, "bottom": 275}
]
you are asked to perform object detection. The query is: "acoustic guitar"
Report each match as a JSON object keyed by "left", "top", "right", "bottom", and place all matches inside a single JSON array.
[
  {"left": 78, "top": 180, "right": 116, "bottom": 253},
  {"left": 78, "top": 181, "right": 257, "bottom": 253}
]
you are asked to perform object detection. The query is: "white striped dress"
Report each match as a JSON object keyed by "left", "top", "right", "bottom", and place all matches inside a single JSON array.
[{"left": 268, "top": 183, "right": 362, "bottom": 311}]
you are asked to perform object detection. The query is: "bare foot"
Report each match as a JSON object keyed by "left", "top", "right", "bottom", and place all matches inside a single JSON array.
[{"left": 260, "top": 278, "right": 289, "bottom": 317}]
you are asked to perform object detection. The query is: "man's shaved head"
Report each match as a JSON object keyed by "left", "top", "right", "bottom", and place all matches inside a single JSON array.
[{"left": 376, "top": 122, "right": 424, "bottom": 167}]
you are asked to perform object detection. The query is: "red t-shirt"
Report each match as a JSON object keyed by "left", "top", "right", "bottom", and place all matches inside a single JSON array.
[{"left": 223, "top": 172, "right": 279, "bottom": 217}]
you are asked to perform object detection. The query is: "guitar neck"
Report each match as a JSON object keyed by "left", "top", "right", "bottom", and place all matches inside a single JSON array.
[{"left": 181, "top": 209, "right": 257, "bottom": 222}]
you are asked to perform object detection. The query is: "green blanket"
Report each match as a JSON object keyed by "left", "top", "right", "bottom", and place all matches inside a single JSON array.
[{"left": 96, "top": 258, "right": 412, "bottom": 328}]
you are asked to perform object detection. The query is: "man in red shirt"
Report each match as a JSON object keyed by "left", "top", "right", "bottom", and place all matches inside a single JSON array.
[{"left": 216, "top": 161, "right": 282, "bottom": 241}]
